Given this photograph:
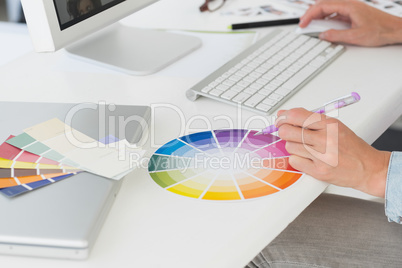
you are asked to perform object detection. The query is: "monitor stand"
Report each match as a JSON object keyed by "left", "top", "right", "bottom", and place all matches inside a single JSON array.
[{"left": 65, "top": 23, "right": 202, "bottom": 76}]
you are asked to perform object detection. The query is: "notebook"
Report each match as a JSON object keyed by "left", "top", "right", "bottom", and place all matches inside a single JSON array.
[{"left": 0, "top": 101, "right": 150, "bottom": 259}]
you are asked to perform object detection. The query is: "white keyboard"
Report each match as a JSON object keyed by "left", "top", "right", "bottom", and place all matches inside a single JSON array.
[{"left": 186, "top": 29, "right": 344, "bottom": 114}]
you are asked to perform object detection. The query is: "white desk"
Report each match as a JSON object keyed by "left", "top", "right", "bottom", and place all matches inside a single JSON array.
[{"left": 1, "top": 1, "right": 402, "bottom": 267}]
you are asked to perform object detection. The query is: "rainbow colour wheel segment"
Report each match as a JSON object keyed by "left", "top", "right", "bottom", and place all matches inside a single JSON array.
[{"left": 148, "top": 129, "right": 303, "bottom": 201}]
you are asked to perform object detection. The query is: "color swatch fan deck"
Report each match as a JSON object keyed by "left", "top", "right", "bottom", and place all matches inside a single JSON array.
[
  {"left": 0, "top": 135, "right": 79, "bottom": 197},
  {"left": 148, "top": 129, "right": 303, "bottom": 201}
]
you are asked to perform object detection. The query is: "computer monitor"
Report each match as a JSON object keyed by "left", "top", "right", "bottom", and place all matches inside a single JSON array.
[{"left": 20, "top": 0, "right": 202, "bottom": 75}]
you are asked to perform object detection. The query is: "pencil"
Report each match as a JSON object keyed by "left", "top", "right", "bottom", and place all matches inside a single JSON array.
[{"left": 229, "top": 18, "right": 300, "bottom": 30}]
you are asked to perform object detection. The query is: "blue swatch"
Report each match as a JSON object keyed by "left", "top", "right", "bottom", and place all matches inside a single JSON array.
[{"left": 0, "top": 173, "right": 78, "bottom": 198}]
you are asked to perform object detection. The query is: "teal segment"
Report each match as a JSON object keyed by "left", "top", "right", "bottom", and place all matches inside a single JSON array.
[
  {"left": 148, "top": 154, "right": 193, "bottom": 172},
  {"left": 42, "top": 150, "right": 65, "bottom": 162},
  {"left": 6, "top": 133, "right": 36, "bottom": 148},
  {"left": 25, "top": 142, "right": 50, "bottom": 155}
]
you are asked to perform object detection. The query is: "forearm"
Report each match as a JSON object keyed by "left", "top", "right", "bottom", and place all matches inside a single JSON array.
[
  {"left": 381, "top": 15, "right": 402, "bottom": 45},
  {"left": 357, "top": 150, "right": 390, "bottom": 198}
]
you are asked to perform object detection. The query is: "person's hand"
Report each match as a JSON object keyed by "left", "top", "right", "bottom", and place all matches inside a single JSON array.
[
  {"left": 276, "top": 108, "right": 391, "bottom": 197},
  {"left": 299, "top": 0, "right": 402, "bottom": 46}
]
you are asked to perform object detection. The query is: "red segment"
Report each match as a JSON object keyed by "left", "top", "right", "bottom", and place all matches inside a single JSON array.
[{"left": 0, "top": 135, "right": 59, "bottom": 165}]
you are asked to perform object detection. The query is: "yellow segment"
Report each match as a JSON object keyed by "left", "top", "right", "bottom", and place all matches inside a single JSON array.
[
  {"left": 168, "top": 183, "right": 203, "bottom": 198},
  {"left": 202, "top": 189, "right": 241, "bottom": 200},
  {"left": 0, "top": 157, "right": 78, "bottom": 170},
  {"left": 202, "top": 174, "right": 241, "bottom": 200},
  {"left": 167, "top": 173, "right": 214, "bottom": 199}
]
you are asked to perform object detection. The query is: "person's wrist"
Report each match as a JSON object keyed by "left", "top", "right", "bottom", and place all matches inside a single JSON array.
[
  {"left": 382, "top": 16, "right": 402, "bottom": 45},
  {"left": 363, "top": 151, "right": 391, "bottom": 198}
]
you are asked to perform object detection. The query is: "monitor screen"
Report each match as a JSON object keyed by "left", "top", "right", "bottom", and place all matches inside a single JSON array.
[{"left": 54, "top": 0, "right": 125, "bottom": 30}]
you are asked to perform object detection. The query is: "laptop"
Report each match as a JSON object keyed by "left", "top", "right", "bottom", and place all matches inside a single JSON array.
[{"left": 0, "top": 101, "right": 151, "bottom": 259}]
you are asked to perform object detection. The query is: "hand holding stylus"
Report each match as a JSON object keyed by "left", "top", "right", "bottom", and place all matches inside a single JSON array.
[
  {"left": 255, "top": 92, "right": 360, "bottom": 136},
  {"left": 274, "top": 105, "right": 390, "bottom": 198}
]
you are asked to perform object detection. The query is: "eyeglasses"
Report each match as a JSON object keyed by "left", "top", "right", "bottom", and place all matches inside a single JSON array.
[{"left": 199, "top": 0, "right": 227, "bottom": 12}]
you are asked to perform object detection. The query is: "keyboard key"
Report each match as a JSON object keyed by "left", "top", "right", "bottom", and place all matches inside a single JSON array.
[
  {"left": 249, "top": 72, "right": 262, "bottom": 79},
  {"left": 262, "top": 98, "right": 277, "bottom": 106},
  {"left": 264, "top": 83, "right": 278, "bottom": 91},
  {"left": 238, "top": 80, "right": 251, "bottom": 87},
  {"left": 278, "top": 59, "right": 293, "bottom": 68},
  {"left": 241, "top": 59, "right": 250, "bottom": 65},
  {"left": 325, "top": 47, "right": 334, "bottom": 54},
  {"left": 236, "top": 70, "right": 248, "bottom": 77},
  {"left": 274, "top": 65, "right": 287, "bottom": 72},
  {"left": 258, "top": 88, "right": 273, "bottom": 96},
  {"left": 242, "top": 66, "right": 254, "bottom": 73},
  {"left": 309, "top": 58, "right": 326, "bottom": 68},
  {"left": 275, "top": 87, "right": 293, "bottom": 96},
  {"left": 270, "top": 79, "right": 284, "bottom": 87},
  {"left": 282, "top": 70, "right": 295, "bottom": 76},
  {"left": 201, "top": 85, "right": 213, "bottom": 93},
  {"left": 222, "top": 71, "right": 231, "bottom": 78},
  {"left": 260, "top": 63, "right": 274, "bottom": 70},
  {"left": 209, "top": 89, "right": 224, "bottom": 96},
  {"left": 267, "top": 69, "right": 281, "bottom": 76},
  {"left": 276, "top": 73, "right": 290, "bottom": 82},
  {"left": 216, "top": 76, "right": 226, "bottom": 83},
  {"left": 221, "top": 90, "right": 239, "bottom": 100},
  {"left": 232, "top": 92, "right": 251, "bottom": 104},
  {"left": 268, "top": 93, "right": 284, "bottom": 101},
  {"left": 250, "top": 83, "right": 263, "bottom": 90},
  {"left": 244, "top": 87, "right": 259, "bottom": 94},
  {"left": 256, "top": 103, "right": 272, "bottom": 112},
  {"left": 255, "top": 78, "right": 269, "bottom": 85},
  {"left": 255, "top": 67, "right": 269, "bottom": 74},
  {"left": 247, "top": 61, "right": 260, "bottom": 68},
  {"left": 227, "top": 67, "right": 238, "bottom": 74},
  {"left": 254, "top": 57, "right": 267, "bottom": 64},
  {"left": 287, "top": 65, "right": 317, "bottom": 86},
  {"left": 234, "top": 63, "right": 245, "bottom": 69},
  {"left": 229, "top": 75, "right": 243, "bottom": 82},
  {"left": 222, "top": 80, "right": 236, "bottom": 87},
  {"left": 216, "top": 84, "right": 230, "bottom": 91},
  {"left": 243, "top": 75, "right": 257, "bottom": 83},
  {"left": 208, "top": 81, "right": 219, "bottom": 88},
  {"left": 231, "top": 85, "right": 244, "bottom": 92},
  {"left": 244, "top": 93, "right": 265, "bottom": 107},
  {"left": 262, "top": 73, "right": 276, "bottom": 81}
]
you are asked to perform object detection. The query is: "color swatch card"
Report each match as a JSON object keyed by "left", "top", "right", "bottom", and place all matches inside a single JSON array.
[
  {"left": 1, "top": 173, "right": 70, "bottom": 188},
  {"left": 6, "top": 133, "right": 79, "bottom": 168},
  {"left": 0, "top": 135, "right": 60, "bottom": 165},
  {"left": 0, "top": 157, "right": 78, "bottom": 171},
  {"left": 21, "top": 118, "right": 136, "bottom": 180},
  {"left": 148, "top": 129, "right": 303, "bottom": 201},
  {"left": 0, "top": 133, "right": 81, "bottom": 197},
  {"left": 0, "top": 166, "right": 77, "bottom": 178},
  {"left": 0, "top": 173, "right": 77, "bottom": 197}
]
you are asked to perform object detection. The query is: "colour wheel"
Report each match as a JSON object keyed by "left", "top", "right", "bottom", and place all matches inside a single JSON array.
[{"left": 148, "top": 129, "right": 303, "bottom": 201}]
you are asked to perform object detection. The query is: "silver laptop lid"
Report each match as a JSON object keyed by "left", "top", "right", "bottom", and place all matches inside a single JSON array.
[{"left": 0, "top": 102, "right": 150, "bottom": 259}]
